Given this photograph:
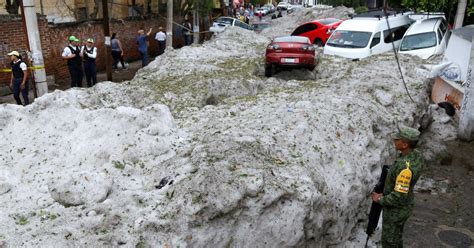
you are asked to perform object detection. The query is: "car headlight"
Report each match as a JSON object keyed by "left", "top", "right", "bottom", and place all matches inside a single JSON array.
[{"left": 267, "top": 44, "right": 280, "bottom": 50}]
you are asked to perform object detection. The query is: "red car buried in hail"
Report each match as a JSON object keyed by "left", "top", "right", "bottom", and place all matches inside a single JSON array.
[
  {"left": 265, "top": 36, "right": 316, "bottom": 77},
  {"left": 291, "top": 18, "right": 343, "bottom": 46}
]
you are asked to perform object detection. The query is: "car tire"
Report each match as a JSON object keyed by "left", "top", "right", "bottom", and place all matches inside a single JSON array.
[
  {"left": 265, "top": 64, "right": 272, "bottom": 77},
  {"left": 314, "top": 39, "right": 324, "bottom": 47},
  {"left": 308, "top": 65, "right": 315, "bottom": 71}
]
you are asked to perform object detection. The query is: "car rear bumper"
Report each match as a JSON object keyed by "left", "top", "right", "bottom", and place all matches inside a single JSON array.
[{"left": 266, "top": 52, "right": 315, "bottom": 67}]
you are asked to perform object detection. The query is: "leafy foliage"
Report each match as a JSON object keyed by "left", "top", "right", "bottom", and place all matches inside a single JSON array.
[
  {"left": 355, "top": 6, "right": 369, "bottom": 13},
  {"left": 5, "top": 0, "right": 20, "bottom": 14},
  {"left": 390, "top": 0, "right": 458, "bottom": 12}
]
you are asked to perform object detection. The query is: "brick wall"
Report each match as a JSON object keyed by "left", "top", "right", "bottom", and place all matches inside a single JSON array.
[
  {"left": 0, "top": 14, "right": 186, "bottom": 86},
  {"left": 0, "top": 15, "right": 30, "bottom": 85}
]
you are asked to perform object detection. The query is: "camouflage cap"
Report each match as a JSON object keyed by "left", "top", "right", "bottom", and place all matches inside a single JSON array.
[{"left": 393, "top": 126, "right": 420, "bottom": 141}]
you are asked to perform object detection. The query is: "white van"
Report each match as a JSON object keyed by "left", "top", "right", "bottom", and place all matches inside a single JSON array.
[
  {"left": 324, "top": 11, "right": 413, "bottom": 59},
  {"left": 398, "top": 17, "right": 449, "bottom": 59},
  {"left": 209, "top": 17, "right": 252, "bottom": 33}
]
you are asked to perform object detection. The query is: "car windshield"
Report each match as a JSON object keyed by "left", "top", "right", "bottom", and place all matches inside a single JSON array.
[
  {"left": 215, "top": 17, "right": 233, "bottom": 25},
  {"left": 274, "top": 36, "right": 309, "bottom": 43},
  {"left": 326, "top": 30, "right": 372, "bottom": 48},
  {"left": 253, "top": 23, "right": 270, "bottom": 30},
  {"left": 400, "top": 32, "right": 437, "bottom": 51},
  {"left": 319, "top": 18, "right": 340, "bottom": 25}
]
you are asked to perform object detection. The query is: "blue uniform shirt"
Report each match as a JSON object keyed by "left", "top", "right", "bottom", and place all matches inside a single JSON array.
[{"left": 137, "top": 35, "right": 148, "bottom": 53}]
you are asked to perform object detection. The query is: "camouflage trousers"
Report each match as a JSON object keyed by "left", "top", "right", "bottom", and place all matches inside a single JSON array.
[{"left": 382, "top": 206, "right": 412, "bottom": 248}]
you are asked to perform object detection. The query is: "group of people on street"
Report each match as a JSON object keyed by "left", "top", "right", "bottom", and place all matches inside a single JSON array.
[
  {"left": 136, "top": 26, "right": 170, "bottom": 68},
  {"left": 61, "top": 35, "right": 98, "bottom": 88},
  {"left": 233, "top": 5, "right": 254, "bottom": 24},
  {"left": 59, "top": 26, "right": 169, "bottom": 91}
]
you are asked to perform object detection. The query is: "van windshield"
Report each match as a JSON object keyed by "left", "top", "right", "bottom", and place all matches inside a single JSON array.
[
  {"left": 326, "top": 30, "right": 372, "bottom": 48},
  {"left": 400, "top": 32, "right": 436, "bottom": 51},
  {"left": 215, "top": 17, "right": 233, "bottom": 25}
]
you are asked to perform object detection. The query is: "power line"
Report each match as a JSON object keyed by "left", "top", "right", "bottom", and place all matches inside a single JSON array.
[{"left": 383, "top": 6, "right": 415, "bottom": 103}]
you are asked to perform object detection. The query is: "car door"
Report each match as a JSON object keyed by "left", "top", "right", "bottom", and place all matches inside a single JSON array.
[
  {"left": 436, "top": 19, "right": 449, "bottom": 54},
  {"left": 369, "top": 31, "right": 384, "bottom": 55},
  {"left": 291, "top": 23, "right": 318, "bottom": 42}
]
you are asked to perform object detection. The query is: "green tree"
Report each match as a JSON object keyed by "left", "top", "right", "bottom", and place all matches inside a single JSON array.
[
  {"left": 390, "top": 0, "right": 474, "bottom": 25},
  {"left": 5, "top": 0, "right": 20, "bottom": 14}
]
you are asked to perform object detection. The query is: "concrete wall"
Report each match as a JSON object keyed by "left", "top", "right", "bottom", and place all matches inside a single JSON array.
[{"left": 0, "top": 14, "right": 176, "bottom": 86}]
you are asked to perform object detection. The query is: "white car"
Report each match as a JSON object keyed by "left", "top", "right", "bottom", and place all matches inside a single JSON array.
[
  {"left": 209, "top": 17, "right": 252, "bottom": 33},
  {"left": 256, "top": 7, "right": 268, "bottom": 16},
  {"left": 264, "top": 4, "right": 276, "bottom": 13},
  {"left": 399, "top": 17, "right": 450, "bottom": 59},
  {"left": 277, "top": 2, "right": 291, "bottom": 10}
]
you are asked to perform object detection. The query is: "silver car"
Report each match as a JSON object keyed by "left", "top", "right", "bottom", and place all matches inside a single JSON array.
[{"left": 209, "top": 17, "right": 252, "bottom": 33}]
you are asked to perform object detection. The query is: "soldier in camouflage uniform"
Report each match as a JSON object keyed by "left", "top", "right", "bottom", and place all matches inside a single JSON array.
[{"left": 371, "top": 126, "right": 424, "bottom": 248}]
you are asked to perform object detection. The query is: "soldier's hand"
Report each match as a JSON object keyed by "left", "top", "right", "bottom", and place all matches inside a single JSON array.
[{"left": 371, "top": 192, "right": 383, "bottom": 203}]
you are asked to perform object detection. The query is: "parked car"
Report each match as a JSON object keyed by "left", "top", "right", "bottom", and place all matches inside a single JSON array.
[
  {"left": 399, "top": 17, "right": 450, "bottom": 59},
  {"left": 291, "top": 18, "right": 344, "bottom": 46},
  {"left": 252, "top": 22, "right": 271, "bottom": 33},
  {"left": 408, "top": 12, "right": 446, "bottom": 21},
  {"left": 277, "top": 2, "right": 291, "bottom": 10},
  {"left": 209, "top": 17, "right": 253, "bottom": 33},
  {"left": 256, "top": 7, "right": 268, "bottom": 16},
  {"left": 303, "top": 0, "right": 315, "bottom": 7},
  {"left": 265, "top": 36, "right": 316, "bottom": 77},
  {"left": 264, "top": 4, "right": 276, "bottom": 14},
  {"left": 324, "top": 11, "right": 413, "bottom": 59},
  {"left": 287, "top": 5, "right": 294, "bottom": 14}
]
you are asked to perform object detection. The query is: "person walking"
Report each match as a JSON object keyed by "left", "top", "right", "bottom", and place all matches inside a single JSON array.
[
  {"left": 62, "top": 36, "right": 83, "bottom": 88},
  {"left": 277, "top": 9, "right": 283, "bottom": 18},
  {"left": 371, "top": 126, "right": 424, "bottom": 248},
  {"left": 258, "top": 10, "right": 263, "bottom": 21},
  {"left": 81, "top": 38, "right": 98, "bottom": 87},
  {"left": 111, "top": 33, "right": 126, "bottom": 70},
  {"left": 155, "top": 27, "right": 166, "bottom": 55},
  {"left": 183, "top": 19, "right": 193, "bottom": 46},
  {"left": 8, "top": 51, "right": 29, "bottom": 106},
  {"left": 137, "top": 28, "right": 152, "bottom": 67}
]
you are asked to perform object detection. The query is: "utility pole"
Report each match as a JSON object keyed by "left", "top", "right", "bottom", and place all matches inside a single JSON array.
[
  {"left": 102, "top": 0, "right": 112, "bottom": 81},
  {"left": 454, "top": 0, "right": 467, "bottom": 29},
  {"left": 19, "top": 1, "right": 36, "bottom": 98},
  {"left": 166, "top": 0, "right": 173, "bottom": 48},
  {"left": 22, "top": 0, "right": 48, "bottom": 97},
  {"left": 193, "top": 9, "right": 200, "bottom": 44}
]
